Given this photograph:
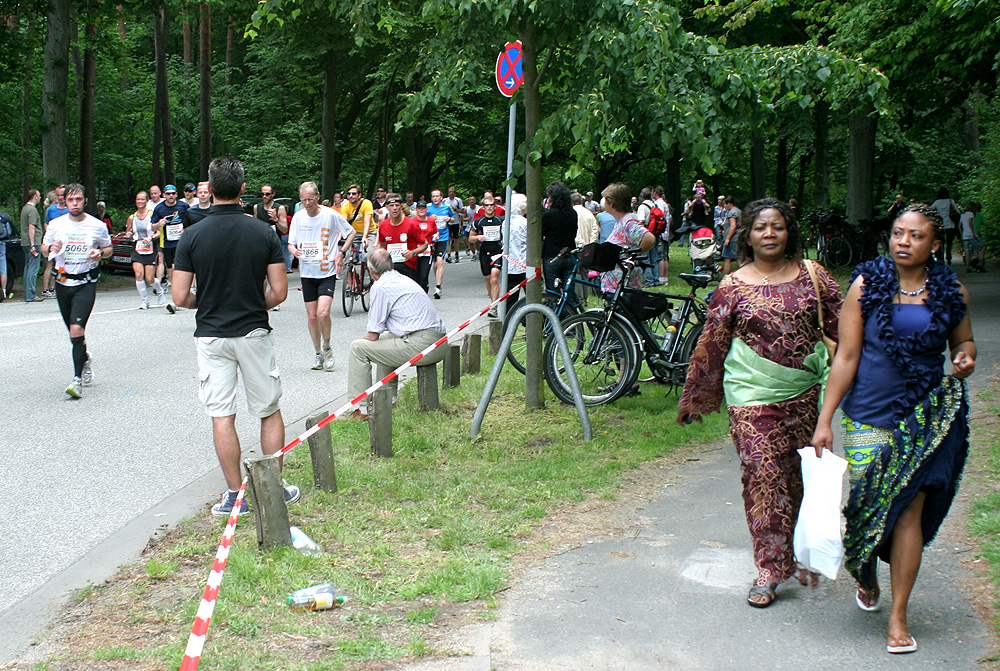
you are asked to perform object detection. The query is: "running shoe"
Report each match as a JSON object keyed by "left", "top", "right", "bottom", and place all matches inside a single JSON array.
[
  {"left": 323, "top": 348, "right": 335, "bottom": 371},
  {"left": 190, "top": 284, "right": 197, "bottom": 295},
  {"left": 65, "top": 377, "right": 83, "bottom": 399},
  {"left": 166, "top": 303, "right": 176, "bottom": 314},
  {"left": 312, "top": 353, "right": 324, "bottom": 370},
  {"left": 157, "top": 289, "right": 166, "bottom": 305},
  {"left": 211, "top": 490, "right": 249, "bottom": 517},
  {"left": 139, "top": 300, "right": 150, "bottom": 310},
  {"left": 163, "top": 278, "right": 171, "bottom": 288},
  {"left": 81, "top": 357, "right": 93, "bottom": 385},
  {"left": 445, "top": 256, "right": 452, "bottom": 263},
  {"left": 43, "top": 289, "right": 55, "bottom": 298},
  {"left": 434, "top": 287, "right": 441, "bottom": 299},
  {"left": 283, "top": 480, "right": 301, "bottom": 505},
  {"left": 271, "top": 305, "right": 281, "bottom": 312}
]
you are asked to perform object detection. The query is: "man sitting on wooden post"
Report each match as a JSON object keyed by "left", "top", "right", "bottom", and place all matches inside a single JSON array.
[{"left": 344, "top": 249, "right": 447, "bottom": 420}]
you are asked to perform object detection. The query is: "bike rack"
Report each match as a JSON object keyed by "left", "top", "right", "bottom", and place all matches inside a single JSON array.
[{"left": 470, "top": 303, "right": 592, "bottom": 442}]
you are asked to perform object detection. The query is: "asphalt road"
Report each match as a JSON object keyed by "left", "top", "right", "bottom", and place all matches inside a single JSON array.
[
  {"left": 0, "top": 254, "right": 494, "bottom": 660},
  {"left": 401, "top": 267, "right": 1000, "bottom": 671}
]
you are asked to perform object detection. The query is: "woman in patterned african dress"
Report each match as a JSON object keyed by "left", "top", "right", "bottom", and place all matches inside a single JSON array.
[
  {"left": 677, "top": 198, "right": 843, "bottom": 608},
  {"left": 811, "top": 204, "right": 976, "bottom": 655}
]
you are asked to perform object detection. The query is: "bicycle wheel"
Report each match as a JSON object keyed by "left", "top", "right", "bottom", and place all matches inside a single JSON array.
[
  {"left": 359, "top": 263, "right": 370, "bottom": 311},
  {"left": 543, "top": 312, "right": 639, "bottom": 406},
  {"left": 503, "top": 296, "right": 577, "bottom": 375},
  {"left": 823, "top": 235, "right": 854, "bottom": 268},
  {"left": 342, "top": 263, "right": 356, "bottom": 317}
]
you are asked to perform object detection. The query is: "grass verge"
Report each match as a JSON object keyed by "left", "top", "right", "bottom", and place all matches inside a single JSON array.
[
  {"left": 967, "top": 381, "right": 1000, "bottom": 650},
  {"left": 27, "top": 345, "right": 729, "bottom": 671}
]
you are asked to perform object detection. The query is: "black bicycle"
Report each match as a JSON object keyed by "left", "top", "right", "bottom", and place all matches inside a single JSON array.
[
  {"left": 342, "top": 239, "right": 371, "bottom": 316},
  {"left": 502, "top": 247, "right": 602, "bottom": 375},
  {"left": 542, "top": 249, "right": 711, "bottom": 406}
]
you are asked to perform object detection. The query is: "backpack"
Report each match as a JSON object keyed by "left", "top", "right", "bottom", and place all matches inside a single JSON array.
[
  {"left": 0, "top": 211, "right": 16, "bottom": 241},
  {"left": 643, "top": 201, "right": 667, "bottom": 237}
]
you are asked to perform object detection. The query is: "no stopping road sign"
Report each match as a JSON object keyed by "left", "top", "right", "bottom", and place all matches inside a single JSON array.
[{"left": 496, "top": 41, "right": 523, "bottom": 97}]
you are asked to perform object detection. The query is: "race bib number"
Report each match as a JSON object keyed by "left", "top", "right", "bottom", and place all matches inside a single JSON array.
[
  {"left": 387, "top": 242, "right": 407, "bottom": 263},
  {"left": 300, "top": 240, "right": 322, "bottom": 263},
  {"left": 64, "top": 234, "right": 91, "bottom": 264},
  {"left": 135, "top": 238, "right": 154, "bottom": 255},
  {"left": 435, "top": 215, "right": 448, "bottom": 229},
  {"left": 166, "top": 223, "right": 183, "bottom": 241},
  {"left": 483, "top": 225, "right": 501, "bottom": 242}
]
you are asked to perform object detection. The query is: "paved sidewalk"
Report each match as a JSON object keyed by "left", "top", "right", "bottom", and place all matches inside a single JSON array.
[{"left": 400, "top": 268, "right": 1000, "bottom": 671}]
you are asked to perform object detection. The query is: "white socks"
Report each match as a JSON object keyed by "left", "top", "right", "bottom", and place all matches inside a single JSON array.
[
  {"left": 153, "top": 279, "right": 163, "bottom": 296},
  {"left": 136, "top": 280, "right": 148, "bottom": 300}
]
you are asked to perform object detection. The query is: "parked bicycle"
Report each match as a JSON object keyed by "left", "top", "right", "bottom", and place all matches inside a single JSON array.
[
  {"left": 341, "top": 239, "right": 371, "bottom": 316},
  {"left": 502, "top": 246, "right": 602, "bottom": 375},
  {"left": 542, "top": 248, "right": 711, "bottom": 406}
]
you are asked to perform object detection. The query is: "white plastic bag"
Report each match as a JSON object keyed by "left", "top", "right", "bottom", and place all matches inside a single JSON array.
[{"left": 793, "top": 446, "right": 847, "bottom": 580}]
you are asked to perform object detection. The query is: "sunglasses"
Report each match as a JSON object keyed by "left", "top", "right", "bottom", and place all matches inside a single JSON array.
[{"left": 261, "top": 192, "right": 273, "bottom": 196}]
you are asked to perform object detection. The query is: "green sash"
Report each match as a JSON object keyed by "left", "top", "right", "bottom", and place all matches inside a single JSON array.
[{"left": 723, "top": 337, "right": 830, "bottom": 407}]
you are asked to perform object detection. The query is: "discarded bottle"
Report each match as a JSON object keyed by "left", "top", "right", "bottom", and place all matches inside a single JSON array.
[
  {"left": 287, "top": 592, "right": 346, "bottom": 612},
  {"left": 289, "top": 526, "right": 322, "bottom": 556},
  {"left": 290, "top": 582, "right": 336, "bottom": 598}
]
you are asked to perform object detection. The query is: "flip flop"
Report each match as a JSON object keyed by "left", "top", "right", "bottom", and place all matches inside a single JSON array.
[
  {"left": 855, "top": 585, "right": 881, "bottom": 612},
  {"left": 887, "top": 635, "right": 917, "bottom": 654}
]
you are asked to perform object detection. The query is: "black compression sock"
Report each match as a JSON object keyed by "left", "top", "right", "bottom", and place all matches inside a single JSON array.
[{"left": 71, "top": 336, "right": 87, "bottom": 377}]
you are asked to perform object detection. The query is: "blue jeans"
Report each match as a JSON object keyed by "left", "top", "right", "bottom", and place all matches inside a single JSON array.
[
  {"left": 23, "top": 246, "right": 41, "bottom": 299},
  {"left": 280, "top": 234, "right": 292, "bottom": 271},
  {"left": 644, "top": 243, "right": 659, "bottom": 284}
]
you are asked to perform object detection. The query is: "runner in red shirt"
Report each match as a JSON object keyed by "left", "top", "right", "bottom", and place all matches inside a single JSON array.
[{"left": 376, "top": 192, "right": 427, "bottom": 284}]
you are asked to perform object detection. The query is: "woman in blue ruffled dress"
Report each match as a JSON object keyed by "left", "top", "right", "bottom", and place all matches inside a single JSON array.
[{"left": 812, "top": 203, "right": 977, "bottom": 655}]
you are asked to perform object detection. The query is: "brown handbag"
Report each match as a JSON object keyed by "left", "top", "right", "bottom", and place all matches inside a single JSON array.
[{"left": 804, "top": 259, "right": 838, "bottom": 362}]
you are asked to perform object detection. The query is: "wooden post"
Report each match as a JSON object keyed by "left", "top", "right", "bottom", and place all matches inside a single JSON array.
[
  {"left": 245, "top": 457, "right": 292, "bottom": 550},
  {"left": 305, "top": 415, "right": 337, "bottom": 493},
  {"left": 489, "top": 321, "right": 504, "bottom": 355},
  {"left": 369, "top": 387, "right": 393, "bottom": 457},
  {"left": 417, "top": 363, "right": 439, "bottom": 411},
  {"left": 462, "top": 334, "right": 482, "bottom": 374},
  {"left": 443, "top": 344, "right": 461, "bottom": 388}
]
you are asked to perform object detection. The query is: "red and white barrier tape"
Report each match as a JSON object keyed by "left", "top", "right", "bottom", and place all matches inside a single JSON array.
[
  {"left": 179, "top": 477, "right": 249, "bottom": 671},
  {"left": 179, "top": 266, "right": 541, "bottom": 669},
  {"left": 272, "top": 266, "right": 540, "bottom": 459}
]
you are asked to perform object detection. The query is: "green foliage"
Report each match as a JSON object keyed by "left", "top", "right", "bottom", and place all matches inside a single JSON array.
[{"left": 960, "top": 94, "right": 1000, "bottom": 255}]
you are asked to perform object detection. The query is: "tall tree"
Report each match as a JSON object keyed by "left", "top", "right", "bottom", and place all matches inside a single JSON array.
[
  {"left": 152, "top": 2, "right": 175, "bottom": 185},
  {"left": 42, "top": 0, "right": 71, "bottom": 187},
  {"left": 80, "top": 10, "right": 98, "bottom": 212},
  {"left": 199, "top": 2, "right": 211, "bottom": 177}
]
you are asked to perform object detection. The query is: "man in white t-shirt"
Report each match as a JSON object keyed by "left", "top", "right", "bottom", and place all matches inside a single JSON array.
[
  {"left": 288, "top": 181, "right": 356, "bottom": 371},
  {"left": 41, "top": 183, "right": 113, "bottom": 398}
]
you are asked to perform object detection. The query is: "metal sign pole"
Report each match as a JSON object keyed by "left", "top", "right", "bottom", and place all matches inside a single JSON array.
[{"left": 499, "top": 99, "right": 516, "bottom": 322}]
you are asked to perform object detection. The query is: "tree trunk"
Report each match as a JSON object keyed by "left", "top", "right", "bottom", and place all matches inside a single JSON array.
[
  {"left": 182, "top": 5, "right": 192, "bottom": 102},
  {"left": 521, "top": 19, "right": 543, "bottom": 409},
  {"left": 199, "top": 3, "right": 211, "bottom": 178},
  {"left": 775, "top": 136, "right": 787, "bottom": 201},
  {"left": 963, "top": 83, "right": 981, "bottom": 167},
  {"left": 403, "top": 127, "right": 433, "bottom": 198},
  {"left": 666, "top": 149, "right": 681, "bottom": 232},
  {"left": 42, "top": 0, "right": 71, "bottom": 188},
  {"left": 118, "top": 19, "right": 129, "bottom": 90},
  {"left": 813, "top": 99, "right": 829, "bottom": 209},
  {"left": 226, "top": 15, "right": 234, "bottom": 87},
  {"left": 796, "top": 151, "right": 812, "bottom": 207},
  {"left": 80, "top": 18, "right": 97, "bottom": 213},
  {"left": 846, "top": 103, "right": 877, "bottom": 225},
  {"left": 153, "top": 6, "right": 175, "bottom": 185},
  {"left": 750, "top": 127, "right": 766, "bottom": 200},
  {"left": 21, "top": 24, "right": 33, "bottom": 201},
  {"left": 322, "top": 50, "right": 339, "bottom": 198}
]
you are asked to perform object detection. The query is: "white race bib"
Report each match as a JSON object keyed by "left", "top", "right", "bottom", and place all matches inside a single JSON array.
[
  {"left": 387, "top": 242, "right": 407, "bottom": 263},
  {"left": 64, "top": 234, "right": 91, "bottom": 264},
  {"left": 135, "top": 238, "right": 154, "bottom": 255},
  {"left": 484, "top": 225, "right": 501, "bottom": 242},
  {"left": 300, "top": 240, "right": 322, "bottom": 263},
  {"left": 166, "top": 223, "right": 183, "bottom": 241},
  {"left": 435, "top": 215, "right": 448, "bottom": 229}
]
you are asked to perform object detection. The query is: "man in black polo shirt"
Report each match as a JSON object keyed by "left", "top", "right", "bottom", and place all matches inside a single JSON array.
[
  {"left": 468, "top": 197, "right": 504, "bottom": 308},
  {"left": 172, "top": 157, "right": 299, "bottom": 517}
]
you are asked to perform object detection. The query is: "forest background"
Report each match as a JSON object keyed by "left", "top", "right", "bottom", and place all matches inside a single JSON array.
[{"left": 0, "top": 0, "right": 998, "bottom": 248}]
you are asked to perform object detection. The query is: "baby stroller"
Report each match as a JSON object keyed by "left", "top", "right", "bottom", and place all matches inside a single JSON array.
[{"left": 689, "top": 227, "right": 720, "bottom": 279}]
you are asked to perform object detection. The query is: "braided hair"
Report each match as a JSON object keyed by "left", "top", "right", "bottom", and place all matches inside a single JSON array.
[
  {"left": 899, "top": 202, "right": 944, "bottom": 240},
  {"left": 735, "top": 198, "right": 802, "bottom": 262}
]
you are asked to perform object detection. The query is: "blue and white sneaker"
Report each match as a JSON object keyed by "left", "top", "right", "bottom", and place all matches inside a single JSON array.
[
  {"left": 283, "top": 480, "right": 301, "bottom": 505},
  {"left": 211, "top": 490, "right": 249, "bottom": 517}
]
